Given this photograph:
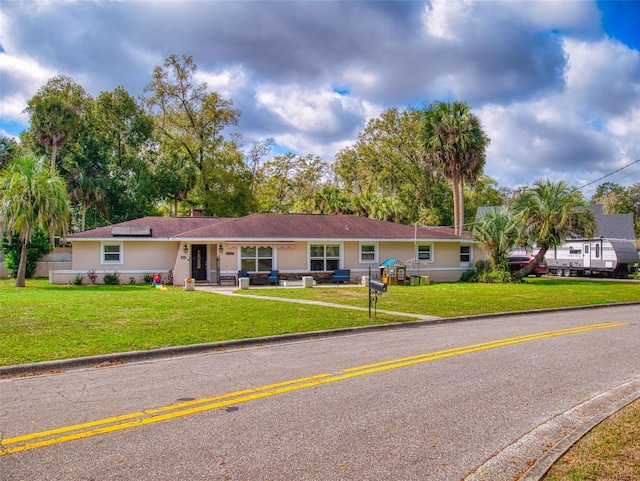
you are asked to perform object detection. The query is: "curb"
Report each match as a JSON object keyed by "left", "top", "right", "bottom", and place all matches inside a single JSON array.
[
  {"left": 464, "top": 378, "right": 640, "bottom": 481},
  {"left": 2, "top": 301, "right": 638, "bottom": 379}
]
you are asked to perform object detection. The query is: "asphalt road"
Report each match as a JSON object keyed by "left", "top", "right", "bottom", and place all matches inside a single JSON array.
[{"left": 1, "top": 305, "right": 639, "bottom": 480}]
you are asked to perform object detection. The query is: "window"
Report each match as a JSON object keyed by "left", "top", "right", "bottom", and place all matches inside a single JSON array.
[
  {"left": 417, "top": 244, "right": 432, "bottom": 262},
  {"left": 101, "top": 242, "right": 123, "bottom": 264},
  {"left": 595, "top": 243, "right": 600, "bottom": 258},
  {"left": 240, "top": 246, "right": 273, "bottom": 272},
  {"left": 359, "top": 243, "right": 378, "bottom": 263},
  {"left": 460, "top": 245, "right": 471, "bottom": 263},
  {"left": 310, "top": 244, "right": 340, "bottom": 271}
]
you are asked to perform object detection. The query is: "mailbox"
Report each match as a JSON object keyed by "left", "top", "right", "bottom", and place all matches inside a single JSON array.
[{"left": 369, "top": 279, "right": 387, "bottom": 293}]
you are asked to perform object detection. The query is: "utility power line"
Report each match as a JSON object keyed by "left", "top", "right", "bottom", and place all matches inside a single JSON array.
[{"left": 578, "top": 159, "right": 640, "bottom": 190}]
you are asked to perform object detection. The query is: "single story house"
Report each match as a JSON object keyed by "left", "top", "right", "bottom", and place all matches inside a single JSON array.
[{"left": 51, "top": 213, "right": 483, "bottom": 285}]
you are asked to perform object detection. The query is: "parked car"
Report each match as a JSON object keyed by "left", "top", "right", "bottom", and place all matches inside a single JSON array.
[{"left": 507, "top": 255, "right": 548, "bottom": 276}]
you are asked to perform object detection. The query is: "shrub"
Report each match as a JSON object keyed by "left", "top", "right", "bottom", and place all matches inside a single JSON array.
[
  {"left": 142, "top": 273, "right": 155, "bottom": 284},
  {"left": 103, "top": 271, "right": 120, "bottom": 285},
  {"left": 478, "top": 268, "right": 514, "bottom": 284},
  {"left": 0, "top": 229, "right": 52, "bottom": 278},
  {"left": 70, "top": 273, "right": 84, "bottom": 285},
  {"left": 460, "top": 260, "right": 515, "bottom": 283}
]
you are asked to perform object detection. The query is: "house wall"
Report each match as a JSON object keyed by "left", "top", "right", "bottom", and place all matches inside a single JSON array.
[
  {"left": 276, "top": 242, "right": 308, "bottom": 270},
  {"left": 49, "top": 238, "right": 485, "bottom": 285},
  {"left": 272, "top": 240, "right": 480, "bottom": 283},
  {"left": 33, "top": 250, "right": 72, "bottom": 278},
  {"left": 50, "top": 240, "right": 179, "bottom": 285}
]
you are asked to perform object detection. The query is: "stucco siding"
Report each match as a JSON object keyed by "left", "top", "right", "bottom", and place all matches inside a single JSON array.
[
  {"left": 276, "top": 242, "right": 307, "bottom": 271},
  {"left": 72, "top": 240, "right": 179, "bottom": 271}
]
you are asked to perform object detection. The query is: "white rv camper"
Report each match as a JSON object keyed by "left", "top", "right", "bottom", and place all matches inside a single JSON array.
[
  {"left": 506, "top": 204, "right": 638, "bottom": 279},
  {"left": 545, "top": 238, "right": 638, "bottom": 278}
]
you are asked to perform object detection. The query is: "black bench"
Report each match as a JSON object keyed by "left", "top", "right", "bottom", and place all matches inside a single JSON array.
[
  {"left": 219, "top": 275, "right": 236, "bottom": 286},
  {"left": 331, "top": 269, "right": 351, "bottom": 284}
]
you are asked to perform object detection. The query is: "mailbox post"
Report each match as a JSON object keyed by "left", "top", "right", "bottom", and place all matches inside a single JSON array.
[{"left": 368, "top": 267, "right": 387, "bottom": 318}]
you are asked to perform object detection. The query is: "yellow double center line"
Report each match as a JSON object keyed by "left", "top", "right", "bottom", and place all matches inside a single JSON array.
[{"left": 1, "top": 321, "right": 627, "bottom": 456}]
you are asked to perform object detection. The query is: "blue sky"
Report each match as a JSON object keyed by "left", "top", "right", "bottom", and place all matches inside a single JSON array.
[
  {"left": 599, "top": 0, "right": 640, "bottom": 50},
  {"left": 1, "top": 0, "right": 639, "bottom": 192}
]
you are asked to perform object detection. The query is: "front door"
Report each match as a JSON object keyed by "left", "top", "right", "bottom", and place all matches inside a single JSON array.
[
  {"left": 583, "top": 243, "right": 591, "bottom": 268},
  {"left": 191, "top": 244, "right": 208, "bottom": 281}
]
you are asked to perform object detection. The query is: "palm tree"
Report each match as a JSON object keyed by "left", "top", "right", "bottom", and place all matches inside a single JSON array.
[
  {"left": 0, "top": 155, "right": 70, "bottom": 287},
  {"left": 24, "top": 75, "right": 88, "bottom": 171},
  {"left": 0, "top": 135, "right": 18, "bottom": 171},
  {"left": 422, "top": 101, "right": 490, "bottom": 236},
  {"left": 68, "top": 166, "right": 107, "bottom": 231},
  {"left": 512, "top": 179, "right": 595, "bottom": 279},
  {"left": 472, "top": 206, "right": 520, "bottom": 272}
]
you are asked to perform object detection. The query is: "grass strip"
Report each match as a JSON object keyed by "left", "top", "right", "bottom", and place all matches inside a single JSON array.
[{"left": 542, "top": 398, "right": 640, "bottom": 481}]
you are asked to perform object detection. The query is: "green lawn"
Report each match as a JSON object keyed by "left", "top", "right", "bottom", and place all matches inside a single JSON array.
[
  {"left": 1, "top": 277, "right": 639, "bottom": 366},
  {"left": 0, "top": 279, "right": 409, "bottom": 366},
  {"left": 239, "top": 278, "right": 640, "bottom": 317}
]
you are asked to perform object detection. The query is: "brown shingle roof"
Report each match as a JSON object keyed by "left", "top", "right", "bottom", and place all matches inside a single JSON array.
[
  {"left": 69, "top": 214, "right": 468, "bottom": 241},
  {"left": 68, "top": 216, "right": 228, "bottom": 239}
]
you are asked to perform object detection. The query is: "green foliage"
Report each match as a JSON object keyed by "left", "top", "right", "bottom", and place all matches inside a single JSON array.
[
  {"left": 196, "top": 140, "right": 255, "bottom": 216},
  {"left": 422, "top": 100, "right": 490, "bottom": 235},
  {"left": 0, "top": 155, "right": 69, "bottom": 286},
  {"left": 103, "top": 271, "right": 120, "bottom": 285},
  {"left": 478, "top": 268, "right": 514, "bottom": 284},
  {"left": 20, "top": 69, "right": 516, "bottom": 230},
  {"left": 0, "top": 135, "right": 19, "bottom": 171},
  {"left": 0, "top": 229, "right": 52, "bottom": 278},
  {"left": 254, "top": 152, "right": 330, "bottom": 213},
  {"left": 144, "top": 54, "right": 248, "bottom": 216},
  {"left": 509, "top": 179, "right": 595, "bottom": 280},
  {"left": 460, "top": 260, "right": 514, "bottom": 283},
  {"left": 24, "top": 74, "right": 89, "bottom": 171},
  {"left": 334, "top": 106, "right": 452, "bottom": 226},
  {"left": 70, "top": 273, "right": 84, "bottom": 285},
  {"left": 143, "top": 272, "right": 155, "bottom": 284},
  {"left": 592, "top": 181, "right": 640, "bottom": 239},
  {"left": 472, "top": 206, "right": 520, "bottom": 270}
]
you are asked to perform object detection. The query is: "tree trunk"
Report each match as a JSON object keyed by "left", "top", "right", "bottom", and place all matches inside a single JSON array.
[
  {"left": 451, "top": 172, "right": 463, "bottom": 236},
  {"left": 457, "top": 177, "right": 465, "bottom": 236},
  {"left": 514, "top": 245, "right": 549, "bottom": 280},
  {"left": 15, "top": 240, "right": 28, "bottom": 288},
  {"left": 81, "top": 203, "right": 87, "bottom": 232},
  {"left": 50, "top": 141, "right": 58, "bottom": 171}
]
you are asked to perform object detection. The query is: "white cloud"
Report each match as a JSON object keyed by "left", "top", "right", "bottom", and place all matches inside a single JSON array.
[
  {"left": 194, "top": 65, "right": 248, "bottom": 99},
  {"left": 502, "top": 0, "right": 601, "bottom": 32},
  {"left": 255, "top": 84, "right": 358, "bottom": 134},
  {"left": 479, "top": 33, "right": 640, "bottom": 189},
  {"left": 0, "top": 0, "right": 638, "bottom": 189},
  {"left": 563, "top": 38, "right": 640, "bottom": 116},
  {"left": 0, "top": 52, "right": 56, "bottom": 121},
  {"left": 421, "top": 0, "right": 470, "bottom": 41}
]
